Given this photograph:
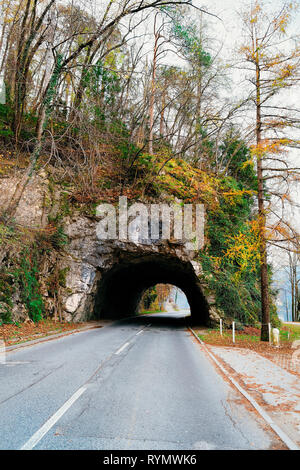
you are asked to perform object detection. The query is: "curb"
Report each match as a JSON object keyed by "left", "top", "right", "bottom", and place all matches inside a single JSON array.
[
  {"left": 189, "top": 326, "right": 300, "bottom": 451},
  {"left": 1, "top": 315, "right": 149, "bottom": 355}
]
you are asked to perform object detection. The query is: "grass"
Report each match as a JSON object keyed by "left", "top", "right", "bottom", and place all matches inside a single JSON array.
[
  {"left": 199, "top": 330, "right": 259, "bottom": 343},
  {"left": 199, "top": 323, "right": 300, "bottom": 343},
  {"left": 281, "top": 323, "right": 300, "bottom": 342},
  {"left": 196, "top": 323, "right": 300, "bottom": 355},
  {"left": 138, "top": 309, "right": 164, "bottom": 315}
]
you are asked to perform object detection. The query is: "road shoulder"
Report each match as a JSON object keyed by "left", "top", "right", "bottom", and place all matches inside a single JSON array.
[
  {"left": 0, "top": 320, "right": 111, "bottom": 353},
  {"left": 189, "top": 327, "right": 300, "bottom": 450}
]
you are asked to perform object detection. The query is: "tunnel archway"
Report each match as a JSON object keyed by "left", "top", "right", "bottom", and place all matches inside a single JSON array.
[{"left": 94, "top": 253, "right": 210, "bottom": 325}]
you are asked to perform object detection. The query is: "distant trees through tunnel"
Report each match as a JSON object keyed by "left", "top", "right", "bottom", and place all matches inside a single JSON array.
[
  {"left": 139, "top": 284, "right": 190, "bottom": 315},
  {"left": 93, "top": 254, "right": 209, "bottom": 325}
]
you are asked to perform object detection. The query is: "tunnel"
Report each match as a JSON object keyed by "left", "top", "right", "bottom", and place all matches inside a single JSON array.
[{"left": 94, "top": 253, "right": 210, "bottom": 325}]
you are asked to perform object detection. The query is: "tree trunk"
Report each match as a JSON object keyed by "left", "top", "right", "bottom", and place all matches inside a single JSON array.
[
  {"left": 256, "top": 58, "right": 270, "bottom": 341},
  {"left": 149, "top": 20, "right": 159, "bottom": 154},
  {"left": 159, "top": 88, "right": 165, "bottom": 137}
]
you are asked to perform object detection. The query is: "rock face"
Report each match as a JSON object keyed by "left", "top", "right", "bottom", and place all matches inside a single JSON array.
[
  {"left": 0, "top": 172, "right": 222, "bottom": 325},
  {"left": 0, "top": 172, "right": 49, "bottom": 227}
]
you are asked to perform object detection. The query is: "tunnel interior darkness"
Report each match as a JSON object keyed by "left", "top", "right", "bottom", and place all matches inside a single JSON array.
[{"left": 94, "top": 254, "right": 210, "bottom": 325}]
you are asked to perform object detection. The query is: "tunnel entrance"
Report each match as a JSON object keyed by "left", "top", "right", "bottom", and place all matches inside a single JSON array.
[{"left": 94, "top": 253, "right": 209, "bottom": 325}]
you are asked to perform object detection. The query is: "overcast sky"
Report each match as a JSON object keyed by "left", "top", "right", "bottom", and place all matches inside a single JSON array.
[{"left": 205, "top": 0, "right": 300, "bottom": 258}]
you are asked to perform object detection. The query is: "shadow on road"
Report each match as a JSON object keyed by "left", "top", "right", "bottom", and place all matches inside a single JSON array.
[{"left": 117, "top": 312, "right": 193, "bottom": 330}]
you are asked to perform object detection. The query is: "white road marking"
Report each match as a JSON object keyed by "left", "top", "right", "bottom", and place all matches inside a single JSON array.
[
  {"left": 19, "top": 323, "right": 147, "bottom": 448},
  {"left": 115, "top": 342, "right": 130, "bottom": 355},
  {"left": 2, "top": 361, "right": 31, "bottom": 366},
  {"left": 20, "top": 386, "right": 87, "bottom": 450},
  {"left": 135, "top": 330, "right": 143, "bottom": 336}
]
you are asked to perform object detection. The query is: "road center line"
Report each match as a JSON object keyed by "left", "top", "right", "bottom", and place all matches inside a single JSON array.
[
  {"left": 20, "top": 386, "right": 87, "bottom": 450},
  {"left": 115, "top": 342, "right": 130, "bottom": 355},
  {"left": 2, "top": 361, "right": 31, "bottom": 367},
  {"left": 135, "top": 330, "right": 143, "bottom": 336}
]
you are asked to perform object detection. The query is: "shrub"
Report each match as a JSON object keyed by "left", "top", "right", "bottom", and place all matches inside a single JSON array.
[{"left": 16, "top": 251, "right": 44, "bottom": 322}]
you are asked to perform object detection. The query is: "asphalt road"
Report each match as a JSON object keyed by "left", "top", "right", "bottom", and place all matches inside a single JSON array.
[{"left": 0, "top": 312, "right": 279, "bottom": 450}]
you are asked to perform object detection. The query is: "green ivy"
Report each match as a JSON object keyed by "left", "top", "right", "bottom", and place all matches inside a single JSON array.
[
  {"left": 0, "top": 272, "right": 14, "bottom": 324},
  {"left": 16, "top": 250, "right": 44, "bottom": 322}
]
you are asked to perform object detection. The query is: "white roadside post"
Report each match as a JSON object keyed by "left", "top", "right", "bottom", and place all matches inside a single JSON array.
[
  {"left": 268, "top": 323, "right": 271, "bottom": 344},
  {"left": 220, "top": 319, "right": 223, "bottom": 336},
  {"left": 273, "top": 328, "right": 280, "bottom": 347},
  {"left": 0, "top": 75, "right": 6, "bottom": 105},
  {"left": 232, "top": 321, "right": 235, "bottom": 344}
]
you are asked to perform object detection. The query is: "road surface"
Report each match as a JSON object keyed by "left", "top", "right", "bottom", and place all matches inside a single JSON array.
[{"left": 0, "top": 312, "right": 279, "bottom": 450}]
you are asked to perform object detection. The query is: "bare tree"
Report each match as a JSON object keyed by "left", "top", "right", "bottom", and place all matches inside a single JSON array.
[{"left": 4, "top": 0, "right": 211, "bottom": 217}]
